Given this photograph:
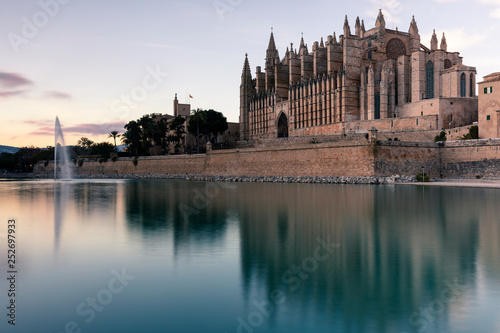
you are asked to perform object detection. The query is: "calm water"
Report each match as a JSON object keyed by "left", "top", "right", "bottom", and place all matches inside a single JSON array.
[{"left": 0, "top": 179, "right": 499, "bottom": 333}]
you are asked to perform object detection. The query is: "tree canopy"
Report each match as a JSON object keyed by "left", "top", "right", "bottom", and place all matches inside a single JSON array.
[
  {"left": 187, "top": 109, "right": 228, "bottom": 144},
  {"left": 122, "top": 114, "right": 170, "bottom": 156}
]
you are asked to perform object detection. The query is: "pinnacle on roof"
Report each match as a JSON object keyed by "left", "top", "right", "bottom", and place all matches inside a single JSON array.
[
  {"left": 430, "top": 29, "right": 438, "bottom": 51},
  {"left": 376, "top": 9, "right": 385, "bottom": 28},
  {"left": 344, "top": 15, "right": 351, "bottom": 36},
  {"left": 440, "top": 32, "right": 447, "bottom": 52},
  {"left": 409, "top": 15, "right": 419, "bottom": 35},
  {"left": 320, "top": 37, "right": 324, "bottom": 48},
  {"left": 355, "top": 16, "right": 361, "bottom": 36}
]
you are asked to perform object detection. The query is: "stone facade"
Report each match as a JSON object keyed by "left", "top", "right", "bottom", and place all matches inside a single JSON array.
[
  {"left": 239, "top": 10, "right": 478, "bottom": 140},
  {"left": 478, "top": 72, "right": 500, "bottom": 138}
]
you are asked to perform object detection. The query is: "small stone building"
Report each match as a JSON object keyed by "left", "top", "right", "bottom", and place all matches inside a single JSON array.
[{"left": 478, "top": 72, "right": 500, "bottom": 138}]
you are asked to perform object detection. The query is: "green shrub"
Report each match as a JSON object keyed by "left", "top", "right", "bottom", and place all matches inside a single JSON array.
[
  {"left": 416, "top": 172, "right": 430, "bottom": 182},
  {"left": 461, "top": 125, "right": 479, "bottom": 140},
  {"left": 77, "top": 159, "right": 84, "bottom": 167},
  {"left": 111, "top": 156, "right": 118, "bottom": 162},
  {"left": 132, "top": 157, "right": 138, "bottom": 166},
  {"left": 435, "top": 131, "right": 447, "bottom": 142}
]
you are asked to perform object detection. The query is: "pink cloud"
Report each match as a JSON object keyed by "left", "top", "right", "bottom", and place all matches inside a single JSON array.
[
  {"left": 0, "top": 72, "right": 33, "bottom": 88},
  {"left": 28, "top": 121, "right": 126, "bottom": 137},
  {"left": 0, "top": 90, "right": 26, "bottom": 98},
  {"left": 43, "top": 91, "right": 72, "bottom": 99}
]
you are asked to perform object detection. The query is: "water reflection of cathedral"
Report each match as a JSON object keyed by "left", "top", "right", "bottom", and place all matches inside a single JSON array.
[{"left": 234, "top": 184, "right": 500, "bottom": 331}]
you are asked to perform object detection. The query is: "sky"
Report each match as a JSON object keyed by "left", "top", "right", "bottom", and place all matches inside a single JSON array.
[{"left": 1, "top": 0, "right": 499, "bottom": 147}]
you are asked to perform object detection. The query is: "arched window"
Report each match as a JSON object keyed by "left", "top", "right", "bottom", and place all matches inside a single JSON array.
[
  {"left": 460, "top": 73, "right": 466, "bottom": 97},
  {"left": 426, "top": 61, "right": 434, "bottom": 99},
  {"left": 469, "top": 73, "right": 474, "bottom": 97}
]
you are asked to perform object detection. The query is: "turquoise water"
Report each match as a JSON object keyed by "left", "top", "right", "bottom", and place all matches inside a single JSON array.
[{"left": 0, "top": 179, "right": 499, "bottom": 333}]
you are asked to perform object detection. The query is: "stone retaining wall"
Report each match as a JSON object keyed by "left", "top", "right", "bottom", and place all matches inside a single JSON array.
[{"left": 33, "top": 138, "right": 500, "bottom": 179}]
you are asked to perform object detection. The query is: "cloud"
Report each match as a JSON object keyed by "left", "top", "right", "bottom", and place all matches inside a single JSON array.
[
  {"left": 0, "top": 72, "right": 33, "bottom": 88},
  {"left": 23, "top": 119, "right": 54, "bottom": 126},
  {"left": 368, "top": 0, "right": 404, "bottom": 24},
  {"left": 0, "top": 90, "right": 27, "bottom": 98},
  {"left": 29, "top": 121, "right": 126, "bottom": 137},
  {"left": 0, "top": 71, "right": 33, "bottom": 98},
  {"left": 492, "top": 7, "right": 500, "bottom": 18},
  {"left": 476, "top": 0, "right": 500, "bottom": 18},
  {"left": 43, "top": 91, "right": 72, "bottom": 99},
  {"left": 422, "top": 28, "right": 485, "bottom": 51}
]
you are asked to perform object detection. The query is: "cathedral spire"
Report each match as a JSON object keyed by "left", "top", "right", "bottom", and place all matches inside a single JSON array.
[
  {"left": 430, "top": 29, "right": 438, "bottom": 51},
  {"left": 440, "top": 32, "right": 447, "bottom": 52},
  {"left": 266, "top": 30, "right": 279, "bottom": 68},
  {"left": 320, "top": 37, "right": 324, "bottom": 48},
  {"left": 333, "top": 32, "right": 337, "bottom": 43},
  {"left": 361, "top": 19, "right": 366, "bottom": 33},
  {"left": 242, "top": 53, "right": 251, "bottom": 77},
  {"left": 267, "top": 29, "right": 276, "bottom": 52},
  {"left": 343, "top": 15, "right": 351, "bottom": 36},
  {"left": 300, "top": 32, "right": 305, "bottom": 49}
]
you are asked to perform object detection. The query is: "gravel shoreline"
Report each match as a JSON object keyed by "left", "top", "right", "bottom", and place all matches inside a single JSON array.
[{"left": 24, "top": 173, "right": 417, "bottom": 184}]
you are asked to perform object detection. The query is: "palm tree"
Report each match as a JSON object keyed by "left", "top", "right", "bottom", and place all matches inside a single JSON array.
[
  {"left": 190, "top": 108, "right": 207, "bottom": 154},
  {"left": 108, "top": 131, "right": 121, "bottom": 150}
]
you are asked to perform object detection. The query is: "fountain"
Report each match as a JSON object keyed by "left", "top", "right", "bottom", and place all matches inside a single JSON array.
[{"left": 54, "top": 116, "right": 73, "bottom": 180}]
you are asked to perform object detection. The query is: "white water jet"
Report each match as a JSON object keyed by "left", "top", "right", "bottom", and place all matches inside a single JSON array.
[{"left": 54, "top": 117, "right": 73, "bottom": 180}]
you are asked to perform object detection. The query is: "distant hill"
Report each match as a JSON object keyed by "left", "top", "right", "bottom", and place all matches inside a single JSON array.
[{"left": 0, "top": 145, "right": 19, "bottom": 154}]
